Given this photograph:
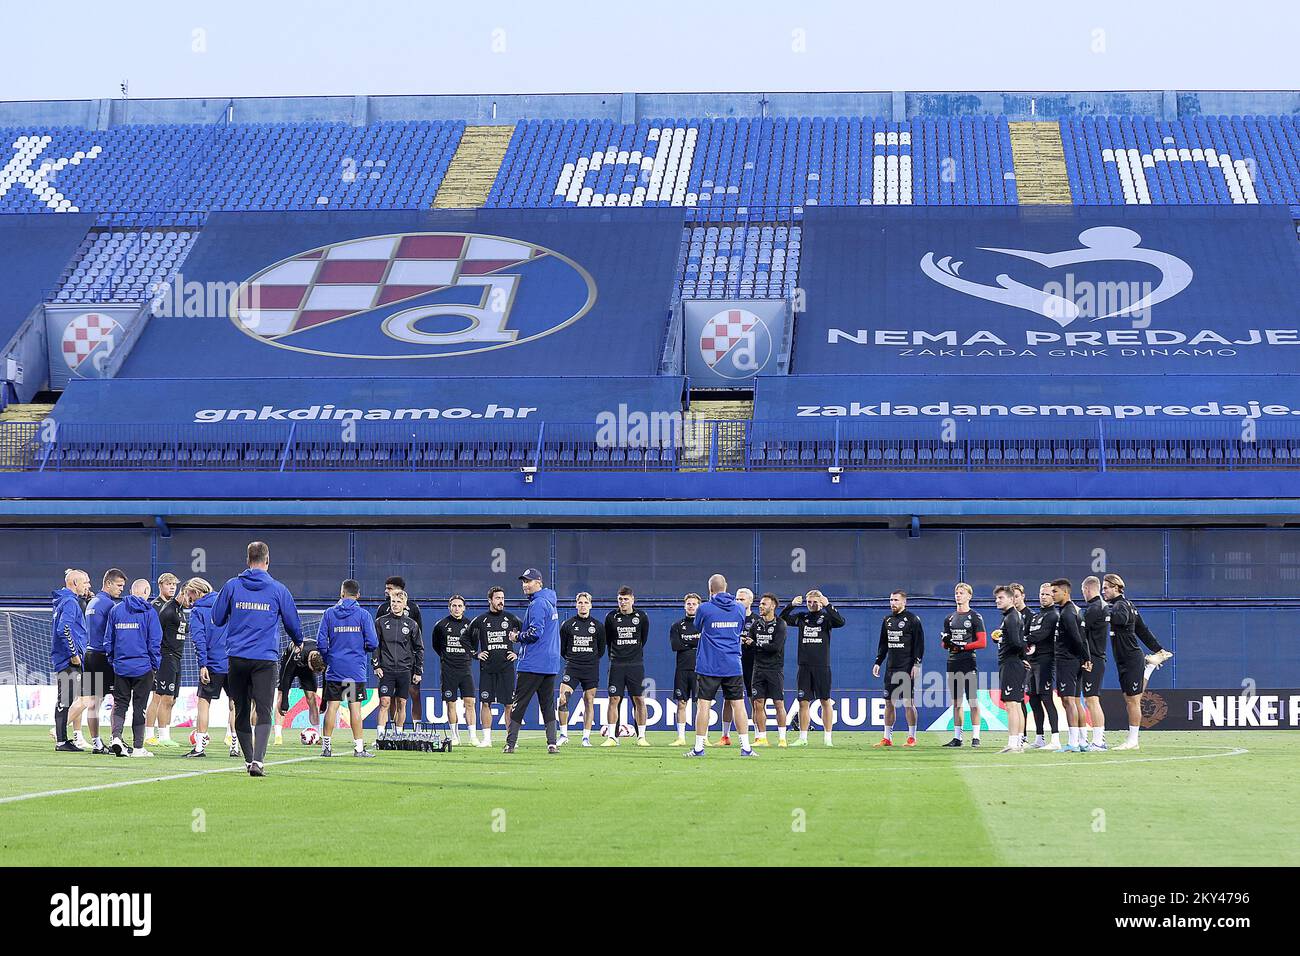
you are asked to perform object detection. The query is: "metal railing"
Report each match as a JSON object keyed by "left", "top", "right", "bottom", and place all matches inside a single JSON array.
[{"left": 6, "top": 417, "right": 1300, "bottom": 475}]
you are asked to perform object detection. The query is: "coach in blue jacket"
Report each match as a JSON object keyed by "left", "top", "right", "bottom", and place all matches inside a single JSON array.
[
  {"left": 50, "top": 569, "right": 92, "bottom": 751},
  {"left": 686, "top": 574, "right": 754, "bottom": 757},
  {"left": 503, "top": 568, "right": 561, "bottom": 754},
  {"left": 317, "top": 579, "right": 379, "bottom": 758},
  {"left": 213, "top": 541, "right": 303, "bottom": 776},
  {"left": 105, "top": 579, "right": 163, "bottom": 756}
]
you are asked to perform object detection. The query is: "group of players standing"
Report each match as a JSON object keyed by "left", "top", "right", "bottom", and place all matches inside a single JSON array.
[{"left": 50, "top": 542, "right": 1173, "bottom": 764}]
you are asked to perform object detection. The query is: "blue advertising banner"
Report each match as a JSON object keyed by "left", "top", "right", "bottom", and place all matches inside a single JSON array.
[
  {"left": 117, "top": 208, "right": 684, "bottom": 378},
  {"left": 792, "top": 205, "right": 1300, "bottom": 375},
  {"left": 683, "top": 299, "right": 787, "bottom": 385},
  {"left": 53, "top": 375, "right": 686, "bottom": 425},
  {"left": 755, "top": 373, "right": 1300, "bottom": 422},
  {"left": 0, "top": 214, "right": 94, "bottom": 349},
  {"left": 44, "top": 304, "right": 144, "bottom": 388}
]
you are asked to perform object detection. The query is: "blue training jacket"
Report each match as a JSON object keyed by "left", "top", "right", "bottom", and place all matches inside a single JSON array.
[
  {"left": 212, "top": 568, "right": 303, "bottom": 662},
  {"left": 517, "top": 587, "right": 561, "bottom": 675},
  {"left": 189, "top": 591, "right": 229, "bottom": 674},
  {"left": 693, "top": 591, "right": 746, "bottom": 677},
  {"left": 105, "top": 595, "right": 162, "bottom": 678},
  {"left": 50, "top": 587, "right": 88, "bottom": 671},
  {"left": 85, "top": 590, "right": 118, "bottom": 652},
  {"left": 318, "top": 598, "right": 378, "bottom": 683}
]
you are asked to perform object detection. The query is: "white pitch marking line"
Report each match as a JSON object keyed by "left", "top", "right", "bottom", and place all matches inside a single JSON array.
[
  {"left": 655, "top": 747, "right": 1249, "bottom": 772},
  {"left": 0, "top": 756, "right": 319, "bottom": 804}
]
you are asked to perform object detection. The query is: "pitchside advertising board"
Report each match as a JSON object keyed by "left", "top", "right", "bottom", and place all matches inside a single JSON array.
[
  {"left": 792, "top": 205, "right": 1300, "bottom": 376},
  {"left": 51, "top": 375, "right": 687, "bottom": 425},
  {"left": 683, "top": 299, "right": 788, "bottom": 385},
  {"left": 117, "top": 208, "right": 685, "bottom": 378},
  {"left": 6, "top": 684, "right": 1299, "bottom": 732},
  {"left": 755, "top": 373, "right": 1300, "bottom": 422}
]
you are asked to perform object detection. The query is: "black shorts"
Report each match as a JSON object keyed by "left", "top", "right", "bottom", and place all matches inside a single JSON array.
[
  {"left": 480, "top": 666, "right": 516, "bottom": 704},
  {"left": 153, "top": 655, "right": 181, "bottom": 697},
  {"left": 947, "top": 669, "right": 979, "bottom": 704},
  {"left": 883, "top": 668, "right": 915, "bottom": 705},
  {"left": 1029, "top": 659, "right": 1055, "bottom": 697},
  {"left": 1115, "top": 651, "right": 1145, "bottom": 697},
  {"left": 56, "top": 667, "right": 83, "bottom": 708},
  {"left": 323, "top": 680, "right": 365, "bottom": 704},
  {"left": 82, "top": 649, "right": 113, "bottom": 696},
  {"left": 1055, "top": 656, "right": 1082, "bottom": 697},
  {"left": 197, "top": 671, "right": 228, "bottom": 701},
  {"left": 560, "top": 664, "right": 601, "bottom": 693},
  {"left": 797, "top": 665, "right": 832, "bottom": 701},
  {"left": 751, "top": 667, "right": 784, "bottom": 700},
  {"left": 279, "top": 660, "right": 319, "bottom": 696},
  {"left": 999, "top": 661, "right": 1027, "bottom": 703},
  {"left": 607, "top": 663, "right": 646, "bottom": 699},
  {"left": 1082, "top": 655, "right": 1106, "bottom": 698},
  {"left": 442, "top": 668, "right": 475, "bottom": 701},
  {"left": 672, "top": 668, "right": 697, "bottom": 701},
  {"left": 377, "top": 668, "right": 411, "bottom": 700},
  {"left": 697, "top": 673, "right": 746, "bottom": 702}
]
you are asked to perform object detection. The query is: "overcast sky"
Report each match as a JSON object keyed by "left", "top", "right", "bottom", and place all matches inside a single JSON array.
[{"left": 2, "top": 0, "right": 1296, "bottom": 103}]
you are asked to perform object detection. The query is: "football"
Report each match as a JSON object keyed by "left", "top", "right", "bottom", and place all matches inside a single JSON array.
[{"left": 300, "top": 727, "right": 321, "bottom": 746}]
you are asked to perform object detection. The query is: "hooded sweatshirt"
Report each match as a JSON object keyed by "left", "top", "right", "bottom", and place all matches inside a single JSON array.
[
  {"left": 51, "top": 587, "right": 89, "bottom": 671},
  {"left": 212, "top": 568, "right": 303, "bottom": 662},
  {"left": 105, "top": 595, "right": 162, "bottom": 678},
  {"left": 85, "top": 590, "right": 119, "bottom": 653},
  {"left": 317, "top": 598, "right": 378, "bottom": 683},
  {"left": 189, "top": 591, "right": 229, "bottom": 674},
  {"left": 693, "top": 591, "right": 746, "bottom": 678},
  {"left": 516, "top": 587, "right": 561, "bottom": 675}
]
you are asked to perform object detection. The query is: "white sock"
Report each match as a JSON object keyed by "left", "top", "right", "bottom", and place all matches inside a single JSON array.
[
  {"left": 195, "top": 734, "right": 207, "bottom": 753},
  {"left": 694, "top": 734, "right": 706, "bottom": 752},
  {"left": 1068, "top": 726, "right": 1079, "bottom": 746},
  {"left": 739, "top": 733, "right": 750, "bottom": 750},
  {"left": 883, "top": 727, "right": 893, "bottom": 742},
  {"left": 1035, "top": 734, "right": 1045, "bottom": 745},
  {"left": 637, "top": 724, "right": 646, "bottom": 740},
  {"left": 583, "top": 729, "right": 591, "bottom": 740},
  {"left": 354, "top": 737, "right": 365, "bottom": 752},
  {"left": 1092, "top": 727, "right": 1105, "bottom": 745},
  {"left": 972, "top": 724, "right": 981, "bottom": 739},
  {"left": 160, "top": 726, "right": 172, "bottom": 741},
  {"left": 799, "top": 729, "right": 808, "bottom": 741},
  {"left": 954, "top": 726, "right": 964, "bottom": 740},
  {"left": 1050, "top": 731, "right": 1060, "bottom": 744},
  {"left": 482, "top": 727, "right": 492, "bottom": 744},
  {"left": 1127, "top": 725, "right": 1140, "bottom": 745},
  {"left": 724, "top": 720, "right": 733, "bottom": 735},
  {"left": 322, "top": 736, "right": 331, "bottom": 746},
  {"left": 778, "top": 726, "right": 787, "bottom": 741},
  {"left": 1143, "top": 663, "right": 1157, "bottom": 682},
  {"left": 907, "top": 725, "right": 916, "bottom": 739},
  {"left": 824, "top": 729, "right": 833, "bottom": 744}
]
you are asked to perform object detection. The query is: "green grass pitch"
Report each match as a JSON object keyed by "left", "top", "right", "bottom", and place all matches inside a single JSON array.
[{"left": 0, "top": 727, "right": 1292, "bottom": 866}]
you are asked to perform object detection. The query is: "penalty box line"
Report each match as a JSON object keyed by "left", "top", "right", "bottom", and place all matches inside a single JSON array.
[{"left": 0, "top": 755, "right": 320, "bottom": 804}]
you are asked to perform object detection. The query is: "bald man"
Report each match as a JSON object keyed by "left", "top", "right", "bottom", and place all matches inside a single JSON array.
[
  {"left": 104, "top": 579, "right": 163, "bottom": 757},
  {"left": 685, "top": 574, "right": 756, "bottom": 758},
  {"left": 51, "top": 569, "right": 92, "bottom": 752}
]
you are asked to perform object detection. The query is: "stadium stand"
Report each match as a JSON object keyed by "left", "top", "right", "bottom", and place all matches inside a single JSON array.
[
  {"left": 0, "top": 120, "right": 465, "bottom": 220},
  {"left": 50, "top": 228, "right": 199, "bottom": 303},
  {"left": 486, "top": 116, "right": 1018, "bottom": 215}
]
